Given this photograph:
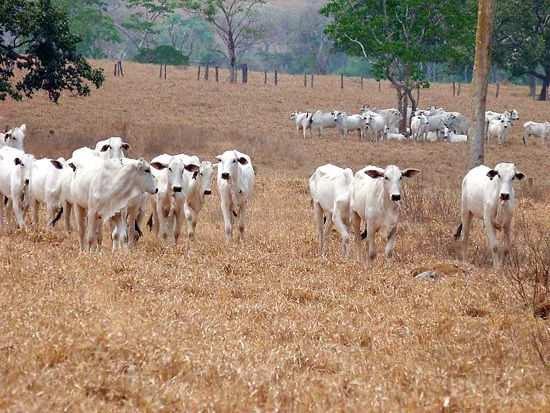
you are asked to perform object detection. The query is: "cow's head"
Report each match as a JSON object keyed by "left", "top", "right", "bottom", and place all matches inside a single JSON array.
[
  {"left": 330, "top": 111, "right": 340, "bottom": 122},
  {"left": 199, "top": 161, "right": 215, "bottom": 195},
  {"left": 2, "top": 124, "right": 26, "bottom": 150},
  {"left": 216, "top": 150, "right": 250, "bottom": 182},
  {"left": 97, "top": 137, "right": 129, "bottom": 160},
  {"left": 486, "top": 163, "right": 524, "bottom": 203},
  {"left": 133, "top": 159, "right": 157, "bottom": 195},
  {"left": 364, "top": 165, "right": 421, "bottom": 203}
]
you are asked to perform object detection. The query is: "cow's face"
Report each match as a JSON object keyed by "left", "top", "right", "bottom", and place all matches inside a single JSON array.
[
  {"left": 365, "top": 165, "right": 421, "bottom": 203},
  {"left": 217, "top": 151, "right": 249, "bottom": 182},
  {"left": 330, "top": 112, "right": 340, "bottom": 123},
  {"left": 199, "top": 161, "right": 215, "bottom": 195},
  {"left": 487, "top": 163, "right": 524, "bottom": 203},
  {"left": 99, "top": 137, "right": 129, "bottom": 159},
  {"left": 135, "top": 159, "right": 157, "bottom": 195},
  {"left": 2, "top": 124, "right": 25, "bottom": 150}
]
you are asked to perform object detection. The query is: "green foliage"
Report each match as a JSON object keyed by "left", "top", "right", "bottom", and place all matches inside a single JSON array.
[
  {"left": 321, "top": 0, "right": 476, "bottom": 88},
  {"left": 493, "top": 0, "right": 550, "bottom": 81},
  {"left": 0, "top": 0, "right": 104, "bottom": 102},
  {"left": 53, "top": 0, "right": 120, "bottom": 58},
  {"left": 134, "top": 45, "right": 189, "bottom": 65},
  {"left": 124, "top": 0, "right": 179, "bottom": 48}
]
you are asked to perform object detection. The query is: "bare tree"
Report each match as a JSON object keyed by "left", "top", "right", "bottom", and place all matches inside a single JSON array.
[
  {"left": 183, "top": 0, "right": 265, "bottom": 82},
  {"left": 470, "top": 0, "right": 496, "bottom": 168}
]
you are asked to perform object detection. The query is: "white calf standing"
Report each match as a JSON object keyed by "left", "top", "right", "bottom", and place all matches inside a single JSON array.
[
  {"left": 350, "top": 165, "right": 420, "bottom": 264},
  {"left": 0, "top": 146, "right": 33, "bottom": 229},
  {"left": 411, "top": 114, "right": 429, "bottom": 141},
  {"left": 309, "top": 111, "right": 340, "bottom": 138},
  {"left": 336, "top": 113, "right": 369, "bottom": 140},
  {"left": 290, "top": 112, "right": 310, "bottom": 138},
  {"left": 29, "top": 158, "right": 65, "bottom": 227},
  {"left": 183, "top": 161, "right": 215, "bottom": 241},
  {"left": 454, "top": 163, "right": 525, "bottom": 268},
  {"left": 487, "top": 117, "right": 512, "bottom": 144},
  {"left": 308, "top": 164, "right": 353, "bottom": 257},
  {"left": 523, "top": 121, "right": 550, "bottom": 145},
  {"left": 216, "top": 150, "right": 255, "bottom": 242},
  {"left": 1, "top": 124, "right": 26, "bottom": 151}
]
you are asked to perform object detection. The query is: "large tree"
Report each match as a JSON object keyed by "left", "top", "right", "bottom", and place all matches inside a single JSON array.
[
  {"left": 321, "top": 0, "right": 476, "bottom": 131},
  {"left": 493, "top": 0, "right": 550, "bottom": 100},
  {"left": 0, "top": 0, "right": 104, "bottom": 102},
  {"left": 182, "top": 0, "right": 266, "bottom": 82}
]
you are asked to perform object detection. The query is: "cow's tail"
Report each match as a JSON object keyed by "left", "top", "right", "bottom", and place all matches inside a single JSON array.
[
  {"left": 50, "top": 207, "right": 64, "bottom": 227},
  {"left": 453, "top": 223, "right": 463, "bottom": 241}
]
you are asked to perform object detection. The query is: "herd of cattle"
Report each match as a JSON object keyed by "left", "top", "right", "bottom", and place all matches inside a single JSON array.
[
  {"left": 0, "top": 110, "right": 538, "bottom": 268},
  {"left": 291, "top": 106, "right": 550, "bottom": 145},
  {"left": 0, "top": 125, "right": 255, "bottom": 251}
]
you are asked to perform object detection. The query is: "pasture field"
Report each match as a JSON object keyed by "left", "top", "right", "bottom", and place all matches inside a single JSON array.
[{"left": 0, "top": 62, "right": 549, "bottom": 412}]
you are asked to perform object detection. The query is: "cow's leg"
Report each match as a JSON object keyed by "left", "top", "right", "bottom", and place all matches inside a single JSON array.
[
  {"left": 460, "top": 210, "right": 472, "bottom": 262},
  {"left": 321, "top": 211, "right": 333, "bottom": 257},
  {"left": 0, "top": 195, "right": 4, "bottom": 228},
  {"left": 237, "top": 204, "right": 247, "bottom": 242},
  {"left": 75, "top": 206, "right": 86, "bottom": 251},
  {"left": 502, "top": 222, "right": 513, "bottom": 266},
  {"left": 333, "top": 207, "right": 350, "bottom": 257},
  {"left": 312, "top": 201, "right": 324, "bottom": 256},
  {"left": 221, "top": 200, "right": 233, "bottom": 242},
  {"left": 174, "top": 208, "right": 184, "bottom": 245},
  {"left": 11, "top": 194, "right": 26, "bottom": 229},
  {"left": 150, "top": 198, "right": 160, "bottom": 236},
  {"left": 110, "top": 215, "right": 122, "bottom": 251},
  {"left": 484, "top": 214, "right": 500, "bottom": 268},
  {"left": 184, "top": 204, "right": 197, "bottom": 241},
  {"left": 351, "top": 212, "right": 363, "bottom": 262},
  {"left": 86, "top": 209, "right": 99, "bottom": 251},
  {"left": 366, "top": 220, "right": 377, "bottom": 264},
  {"left": 32, "top": 200, "right": 40, "bottom": 227},
  {"left": 384, "top": 225, "right": 398, "bottom": 258}
]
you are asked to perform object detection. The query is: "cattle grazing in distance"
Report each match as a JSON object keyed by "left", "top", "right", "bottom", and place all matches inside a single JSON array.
[
  {"left": 454, "top": 163, "right": 525, "bottom": 268},
  {"left": 216, "top": 150, "right": 255, "bottom": 242},
  {"left": 487, "top": 117, "right": 512, "bottom": 144},
  {"left": 350, "top": 165, "right": 420, "bottom": 264},
  {"left": 309, "top": 164, "right": 353, "bottom": 256},
  {"left": 523, "top": 121, "right": 550, "bottom": 145}
]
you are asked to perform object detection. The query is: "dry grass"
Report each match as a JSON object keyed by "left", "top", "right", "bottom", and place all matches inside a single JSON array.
[{"left": 0, "top": 61, "right": 549, "bottom": 411}]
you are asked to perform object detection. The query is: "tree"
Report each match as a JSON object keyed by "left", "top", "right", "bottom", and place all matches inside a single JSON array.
[
  {"left": 321, "top": 0, "right": 476, "bottom": 131},
  {"left": 493, "top": 0, "right": 550, "bottom": 100},
  {"left": 124, "top": 0, "right": 178, "bottom": 50},
  {"left": 134, "top": 44, "right": 189, "bottom": 65},
  {"left": 470, "top": 0, "right": 495, "bottom": 168},
  {"left": 53, "top": 0, "right": 121, "bottom": 58},
  {"left": 182, "top": 0, "right": 266, "bottom": 82},
  {"left": 0, "top": 0, "right": 104, "bottom": 102}
]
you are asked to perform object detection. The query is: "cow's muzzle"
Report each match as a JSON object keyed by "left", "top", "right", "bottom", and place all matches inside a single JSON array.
[
  {"left": 221, "top": 173, "right": 230, "bottom": 180},
  {"left": 173, "top": 186, "right": 182, "bottom": 193},
  {"left": 391, "top": 194, "right": 401, "bottom": 202},
  {"left": 204, "top": 190, "right": 212, "bottom": 195},
  {"left": 500, "top": 193, "right": 510, "bottom": 201}
]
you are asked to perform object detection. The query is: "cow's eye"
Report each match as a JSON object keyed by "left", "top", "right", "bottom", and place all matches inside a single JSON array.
[
  {"left": 233, "top": 159, "right": 237, "bottom": 163},
  {"left": 384, "top": 176, "right": 389, "bottom": 181},
  {"left": 145, "top": 168, "right": 151, "bottom": 174},
  {"left": 168, "top": 167, "right": 172, "bottom": 172}
]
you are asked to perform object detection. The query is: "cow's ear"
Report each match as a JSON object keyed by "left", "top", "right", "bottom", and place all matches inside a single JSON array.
[
  {"left": 402, "top": 168, "right": 421, "bottom": 178},
  {"left": 238, "top": 157, "right": 248, "bottom": 165},
  {"left": 515, "top": 172, "right": 525, "bottom": 180},
  {"left": 19, "top": 124, "right": 26, "bottom": 133},
  {"left": 100, "top": 144, "right": 110, "bottom": 152},
  {"left": 14, "top": 157, "right": 23, "bottom": 167},
  {"left": 151, "top": 162, "right": 167, "bottom": 170},
  {"left": 215, "top": 155, "right": 223, "bottom": 162},
  {"left": 184, "top": 164, "right": 200, "bottom": 173},
  {"left": 487, "top": 170, "right": 498, "bottom": 180},
  {"left": 364, "top": 169, "right": 384, "bottom": 179},
  {"left": 50, "top": 159, "right": 63, "bottom": 169},
  {"left": 121, "top": 142, "right": 130, "bottom": 151}
]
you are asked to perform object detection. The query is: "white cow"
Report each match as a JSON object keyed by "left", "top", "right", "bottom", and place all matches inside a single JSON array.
[
  {"left": 309, "top": 111, "right": 340, "bottom": 138},
  {"left": 216, "top": 150, "right": 255, "bottom": 242},
  {"left": 362, "top": 110, "right": 386, "bottom": 142},
  {"left": 411, "top": 114, "right": 429, "bottom": 140},
  {"left": 308, "top": 164, "right": 353, "bottom": 256},
  {"left": 446, "top": 130, "right": 468, "bottom": 143},
  {"left": 336, "top": 113, "right": 369, "bottom": 140},
  {"left": 0, "top": 124, "right": 26, "bottom": 151},
  {"left": 384, "top": 129, "right": 408, "bottom": 141},
  {"left": 363, "top": 107, "right": 401, "bottom": 133},
  {"left": 94, "top": 137, "right": 129, "bottom": 160},
  {"left": 424, "top": 112, "right": 452, "bottom": 141},
  {"left": 290, "top": 112, "right": 311, "bottom": 138},
  {"left": 445, "top": 112, "right": 470, "bottom": 135},
  {"left": 350, "top": 165, "right": 420, "bottom": 264},
  {"left": 454, "top": 163, "right": 525, "bottom": 268},
  {"left": 59, "top": 159, "right": 78, "bottom": 232},
  {"left": 487, "top": 117, "right": 512, "bottom": 144},
  {"left": 29, "top": 158, "right": 66, "bottom": 227},
  {"left": 71, "top": 158, "right": 157, "bottom": 251},
  {"left": 183, "top": 161, "right": 215, "bottom": 241},
  {"left": 523, "top": 121, "right": 550, "bottom": 145},
  {"left": 0, "top": 146, "right": 33, "bottom": 228},
  {"left": 149, "top": 153, "right": 200, "bottom": 243}
]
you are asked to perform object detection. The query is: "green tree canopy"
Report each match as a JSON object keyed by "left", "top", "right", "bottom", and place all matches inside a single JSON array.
[
  {"left": 0, "top": 0, "right": 104, "bottom": 102},
  {"left": 321, "top": 0, "right": 476, "bottom": 129},
  {"left": 134, "top": 44, "right": 189, "bottom": 65}
]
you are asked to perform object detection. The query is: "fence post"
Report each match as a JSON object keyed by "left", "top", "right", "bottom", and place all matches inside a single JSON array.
[
  {"left": 205, "top": 64, "right": 209, "bottom": 80},
  {"left": 416, "top": 85, "right": 420, "bottom": 104},
  {"left": 304, "top": 73, "right": 307, "bottom": 87},
  {"left": 340, "top": 73, "right": 344, "bottom": 89},
  {"left": 164, "top": 64, "right": 167, "bottom": 80},
  {"left": 242, "top": 64, "right": 248, "bottom": 84},
  {"left": 311, "top": 73, "right": 314, "bottom": 89},
  {"left": 119, "top": 61, "right": 124, "bottom": 77},
  {"left": 215, "top": 67, "right": 219, "bottom": 82},
  {"left": 159, "top": 65, "right": 163, "bottom": 79},
  {"left": 452, "top": 81, "right": 456, "bottom": 96},
  {"left": 275, "top": 70, "right": 278, "bottom": 86},
  {"left": 114, "top": 63, "right": 118, "bottom": 77},
  {"left": 457, "top": 83, "right": 461, "bottom": 96},
  {"left": 496, "top": 82, "right": 500, "bottom": 98},
  {"left": 264, "top": 71, "right": 267, "bottom": 84},
  {"left": 378, "top": 80, "right": 381, "bottom": 91},
  {"left": 361, "top": 76, "right": 364, "bottom": 90},
  {"left": 197, "top": 66, "right": 201, "bottom": 81}
]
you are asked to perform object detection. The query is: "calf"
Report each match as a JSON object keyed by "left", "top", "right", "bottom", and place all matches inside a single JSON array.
[
  {"left": 71, "top": 158, "right": 157, "bottom": 251},
  {"left": 0, "top": 124, "right": 26, "bottom": 151},
  {"left": 309, "top": 164, "right": 353, "bottom": 256},
  {"left": 29, "top": 158, "right": 65, "bottom": 227},
  {"left": 0, "top": 146, "right": 33, "bottom": 228},
  {"left": 523, "top": 121, "right": 550, "bottom": 145},
  {"left": 454, "top": 163, "right": 525, "bottom": 268},
  {"left": 336, "top": 113, "right": 369, "bottom": 140},
  {"left": 309, "top": 111, "right": 340, "bottom": 138},
  {"left": 411, "top": 114, "right": 429, "bottom": 140},
  {"left": 290, "top": 112, "right": 310, "bottom": 138},
  {"left": 362, "top": 110, "right": 386, "bottom": 142},
  {"left": 216, "top": 150, "right": 255, "bottom": 242},
  {"left": 183, "top": 161, "right": 215, "bottom": 241},
  {"left": 350, "top": 165, "right": 420, "bottom": 264},
  {"left": 487, "top": 117, "right": 512, "bottom": 144}
]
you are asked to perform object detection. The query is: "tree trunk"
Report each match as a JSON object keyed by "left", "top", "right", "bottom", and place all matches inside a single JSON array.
[
  {"left": 228, "top": 35, "right": 237, "bottom": 83},
  {"left": 538, "top": 76, "right": 549, "bottom": 101},
  {"left": 406, "top": 87, "right": 417, "bottom": 129},
  {"left": 529, "top": 75, "right": 536, "bottom": 98},
  {"left": 469, "top": 0, "right": 495, "bottom": 169}
]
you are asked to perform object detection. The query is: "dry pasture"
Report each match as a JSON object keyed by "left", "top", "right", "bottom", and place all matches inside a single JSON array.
[{"left": 0, "top": 62, "right": 549, "bottom": 412}]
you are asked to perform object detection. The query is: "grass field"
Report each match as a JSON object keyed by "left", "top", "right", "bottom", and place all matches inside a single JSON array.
[{"left": 0, "top": 61, "right": 549, "bottom": 411}]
